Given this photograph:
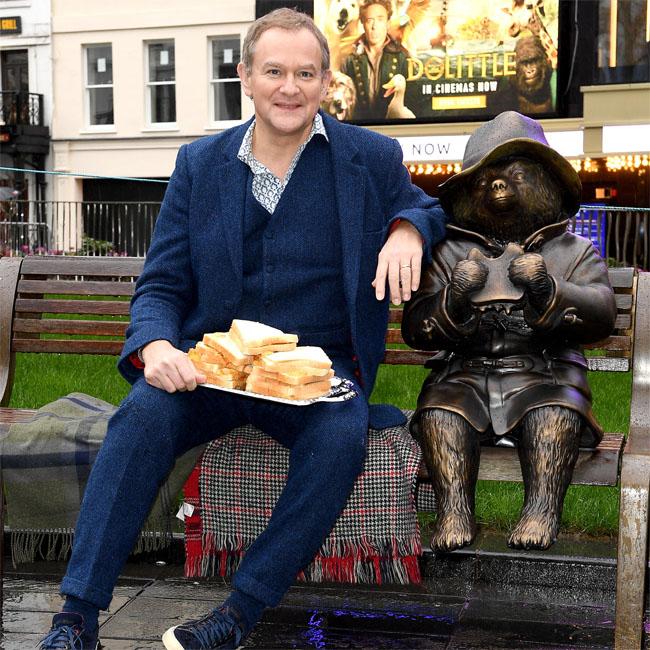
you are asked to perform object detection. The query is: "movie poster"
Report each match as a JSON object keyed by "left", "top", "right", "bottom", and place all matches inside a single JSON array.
[{"left": 315, "top": 0, "right": 560, "bottom": 123}]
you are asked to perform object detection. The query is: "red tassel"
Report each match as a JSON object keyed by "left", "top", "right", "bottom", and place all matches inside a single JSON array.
[
  {"left": 183, "top": 465, "right": 203, "bottom": 576},
  {"left": 403, "top": 555, "right": 422, "bottom": 584},
  {"left": 372, "top": 556, "right": 382, "bottom": 585}
]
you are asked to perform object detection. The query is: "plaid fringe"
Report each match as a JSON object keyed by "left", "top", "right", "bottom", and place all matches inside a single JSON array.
[
  {"left": 11, "top": 522, "right": 176, "bottom": 568},
  {"left": 185, "top": 418, "right": 424, "bottom": 585},
  {"left": 183, "top": 463, "right": 204, "bottom": 577},
  {"left": 11, "top": 529, "right": 75, "bottom": 566},
  {"left": 185, "top": 531, "right": 422, "bottom": 585},
  {"left": 3, "top": 393, "right": 205, "bottom": 567}
]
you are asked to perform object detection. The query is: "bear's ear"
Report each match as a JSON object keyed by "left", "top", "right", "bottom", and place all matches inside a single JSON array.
[{"left": 446, "top": 187, "right": 476, "bottom": 227}]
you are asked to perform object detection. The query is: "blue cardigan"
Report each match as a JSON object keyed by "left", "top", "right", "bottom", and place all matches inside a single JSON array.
[{"left": 119, "top": 112, "right": 448, "bottom": 427}]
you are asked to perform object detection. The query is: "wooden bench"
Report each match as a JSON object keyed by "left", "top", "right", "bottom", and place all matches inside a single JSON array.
[{"left": 0, "top": 255, "right": 648, "bottom": 649}]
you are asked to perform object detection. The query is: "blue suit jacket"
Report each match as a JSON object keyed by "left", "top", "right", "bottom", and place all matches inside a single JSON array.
[{"left": 119, "top": 112, "right": 447, "bottom": 428}]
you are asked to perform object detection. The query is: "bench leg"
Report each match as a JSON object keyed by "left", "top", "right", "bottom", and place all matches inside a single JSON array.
[
  {"left": 1, "top": 469, "right": 4, "bottom": 626},
  {"left": 615, "top": 454, "right": 650, "bottom": 649}
]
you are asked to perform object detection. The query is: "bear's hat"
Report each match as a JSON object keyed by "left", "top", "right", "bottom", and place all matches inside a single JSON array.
[{"left": 438, "top": 111, "right": 581, "bottom": 216}]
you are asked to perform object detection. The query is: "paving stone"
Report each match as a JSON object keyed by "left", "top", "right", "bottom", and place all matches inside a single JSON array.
[
  {"left": 92, "top": 641, "right": 163, "bottom": 650},
  {"left": 0, "top": 632, "right": 48, "bottom": 650},
  {"left": 421, "top": 551, "right": 478, "bottom": 598},
  {"left": 448, "top": 629, "right": 612, "bottom": 650},
  {"left": 142, "top": 577, "right": 232, "bottom": 601},
  {"left": 246, "top": 620, "right": 449, "bottom": 649},
  {"left": 457, "top": 597, "right": 615, "bottom": 647},
  {"left": 100, "top": 594, "right": 219, "bottom": 640},
  {"left": 0, "top": 541, "right": 633, "bottom": 649}
]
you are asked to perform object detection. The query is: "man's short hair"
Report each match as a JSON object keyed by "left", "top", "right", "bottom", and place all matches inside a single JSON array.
[
  {"left": 360, "top": 0, "right": 393, "bottom": 21},
  {"left": 241, "top": 8, "right": 330, "bottom": 74}
]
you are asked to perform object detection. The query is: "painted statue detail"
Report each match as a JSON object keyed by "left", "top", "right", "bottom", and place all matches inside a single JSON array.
[{"left": 403, "top": 111, "right": 617, "bottom": 552}]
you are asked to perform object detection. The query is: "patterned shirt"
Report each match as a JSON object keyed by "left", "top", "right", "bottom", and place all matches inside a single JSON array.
[{"left": 237, "top": 113, "right": 329, "bottom": 214}]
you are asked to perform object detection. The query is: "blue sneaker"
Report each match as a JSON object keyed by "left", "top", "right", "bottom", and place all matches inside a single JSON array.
[
  {"left": 162, "top": 605, "right": 248, "bottom": 649},
  {"left": 38, "top": 612, "right": 100, "bottom": 649}
]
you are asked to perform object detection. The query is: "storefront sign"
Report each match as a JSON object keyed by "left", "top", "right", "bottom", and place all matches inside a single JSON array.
[
  {"left": 602, "top": 124, "right": 650, "bottom": 154},
  {"left": 0, "top": 16, "right": 22, "bottom": 35},
  {"left": 396, "top": 135, "right": 470, "bottom": 161},
  {"left": 397, "top": 130, "right": 582, "bottom": 163},
  {"left": 315, "top": 0, "right": 560, "bottom": 124}
]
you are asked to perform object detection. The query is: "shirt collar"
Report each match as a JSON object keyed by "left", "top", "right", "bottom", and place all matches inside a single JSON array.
[{"left": 237, "top": 113, "right": 328, "bottom": 170}]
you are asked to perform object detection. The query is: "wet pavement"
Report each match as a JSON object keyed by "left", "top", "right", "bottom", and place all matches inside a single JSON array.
[{"left": 1, "top": 531, "right": 646, "bottom": 649}]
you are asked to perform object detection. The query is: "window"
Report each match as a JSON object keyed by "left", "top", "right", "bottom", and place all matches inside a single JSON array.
[
  {"left": 596, "top": 0, "right": 649, "bottom": 83},
  {"left": 210, "top": 36, "right": 241, "bottom": 122},
  {"left": 85, "top": 44, "right": 113, "bottom": 126},
  {"left": 147, "top": 40, "right": 176, "bottom": 124}
]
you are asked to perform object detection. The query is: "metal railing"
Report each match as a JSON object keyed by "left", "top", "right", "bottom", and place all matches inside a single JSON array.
[
  {"left": 0, "top": 200, "right": 160, "bottom": 257},
  {"left": 0, "top": 91, "right": 44, "bottom": 127},
  {"left": 569, "top": 205, "right": 650, "bottom": 270},
  {"left": 1, "top": 200, "right": 648, "bottom": 267}
]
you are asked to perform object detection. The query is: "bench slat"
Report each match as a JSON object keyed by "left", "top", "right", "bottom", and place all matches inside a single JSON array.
[
  {"left": 388, "top": 308, "right": 403, "bottom": 325},
  {"left": 382, "top": 353, "right": 631, "bottom": 371},
  {"left": 0, "top": 257, "right": 23, "bottom": 405},
  {"left": 587, "top": 356, "right": 630, "bottom": 371},
  {"left": 17, "top": 279, "right": 136, "bottom": 297},
  {"left": 385, "top": 329, "right": 405, "bottom": 344},
  {"left": 391, "top": 301, "right": 631, "bottom": 327},
  {"left": 0, "top": 407, "right": 37, "bottom": 426},
  {"left": 0, "top": 402, "right": 624, "bottom": 487},
  {"left": 382, "top": 349, "right": 431, "bottom": 365},
  {"left": 13, "top": 318, "right": 128, "bottom": 337},
  {"left": 615, "top": 313, "right": 631, "bottom": 330},
  {"left": 20, "top": 256, "right": 144, "bottom": 277},
  {"left": 383, "top": 351, "right": 630, "bottom": 371},
  {"left": 12, "top": 339, "right": 123, "bottom": 355},
  {"left": 583, "top": 335, "right": 631, "bottom": 352},
  {"left": 386, "top": 329, "right": 631, "bottom": 352},
  {"left": 616, "top": 294, "right": 633, "bottom": 311},
  {"left": 14, "top": 298, "right": 131, "bottom": 316},
  {"left": 608, "top": 267, "right": 636, "bottom": 288},
  {"left": 417, "top": 433, "right": 625, "bottom": 486}
]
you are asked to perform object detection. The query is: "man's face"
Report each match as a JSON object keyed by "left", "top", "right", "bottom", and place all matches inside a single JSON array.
[
  {"left": 237, "top": 28, "right": 331, "bottom": 140},
  {"left": 361, "top": 4, "right": 389, "bottom": 48}
]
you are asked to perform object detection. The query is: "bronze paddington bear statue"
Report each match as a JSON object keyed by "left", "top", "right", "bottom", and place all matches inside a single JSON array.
[{"left": 402, "top": 111, "right": 617, "bottom": 552}]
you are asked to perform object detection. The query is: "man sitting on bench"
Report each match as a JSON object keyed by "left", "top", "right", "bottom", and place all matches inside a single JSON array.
[{"left": 38, "top": 8, "right": 447, "bottom": 650}]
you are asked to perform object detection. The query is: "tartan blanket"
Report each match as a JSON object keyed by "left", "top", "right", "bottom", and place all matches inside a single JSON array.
[
  {"left": 184, "top": 414, "right": 429, "bottom": 586},
  {"left": 0, "top": 393, "right": 203, "bottom": 566}
]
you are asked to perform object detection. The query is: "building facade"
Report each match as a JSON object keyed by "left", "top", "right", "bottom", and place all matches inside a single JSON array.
[
  {"left": 50, "top": 0, "right": 253, "bottom": 206},
  {"left": 0, "top": 0, "right": 52, "bottom": 203},
  {"left": 49, "top": 0, "right": 650, "bottom": 213}
]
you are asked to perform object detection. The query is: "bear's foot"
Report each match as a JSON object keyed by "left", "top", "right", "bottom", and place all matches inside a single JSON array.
[
  {"left": 430, "top": 512, "right": 476, "bottom": 553},
  {"left": 508, "top": 511, "right": 559, "bottom": 550}
]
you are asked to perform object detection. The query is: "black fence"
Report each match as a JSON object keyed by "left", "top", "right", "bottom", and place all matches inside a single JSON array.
[
  {"left": 569, "top": 205, "right": 650, "bottom": 270},
  {"left": 0, "top": 91, "right": 44, "bottom": 127},
  {"left": 0, "top": 200, "right": 160, "bottom": 257},
  {"left": 1, "top": 200, "right": 648, "bottom": 269}
]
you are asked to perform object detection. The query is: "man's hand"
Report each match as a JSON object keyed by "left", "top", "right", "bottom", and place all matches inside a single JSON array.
[
  {"left": 141, "top": 340, "right": 206, "bottom": 393},
  {"left": 373, "top": 220, "right": 424, "bottom": 305}
]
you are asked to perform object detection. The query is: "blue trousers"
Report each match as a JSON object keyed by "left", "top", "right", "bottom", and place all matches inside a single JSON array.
[{"left": 60, "top": 372, "right": 368, "bottom": 611}]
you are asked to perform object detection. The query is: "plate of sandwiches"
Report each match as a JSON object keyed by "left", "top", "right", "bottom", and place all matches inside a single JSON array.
[{"left": 188, "top": 319, "right": 358, "bottom": 406}]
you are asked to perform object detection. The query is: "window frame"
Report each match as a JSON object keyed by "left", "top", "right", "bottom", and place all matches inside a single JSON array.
[
  {"left": 208, "top": 35, "right": 243, "bottom": 129},
  {"left": 83, "top": 43, "right": 115, "bottom": 130},
  {"left": 145, "top": 39, "right": 177, "bottom": 128}
]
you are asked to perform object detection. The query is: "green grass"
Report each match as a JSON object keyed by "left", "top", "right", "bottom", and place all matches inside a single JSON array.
[
  {"left": 7, "top": 352, "right": 632, "bottom": 537},
  {"left": 371, "top": 363, "right": 631, "bottom": 538},
  {"left": 8, "top": 354, "right": 130, "bottom": 408}
]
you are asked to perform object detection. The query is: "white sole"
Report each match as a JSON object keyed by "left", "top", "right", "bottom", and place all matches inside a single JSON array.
[
  {"left": 161, "top": 624, "right": 244, "bottom": 649},
  {"left": 162, "top": 626, "right": 184, "bottom": 650}
]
